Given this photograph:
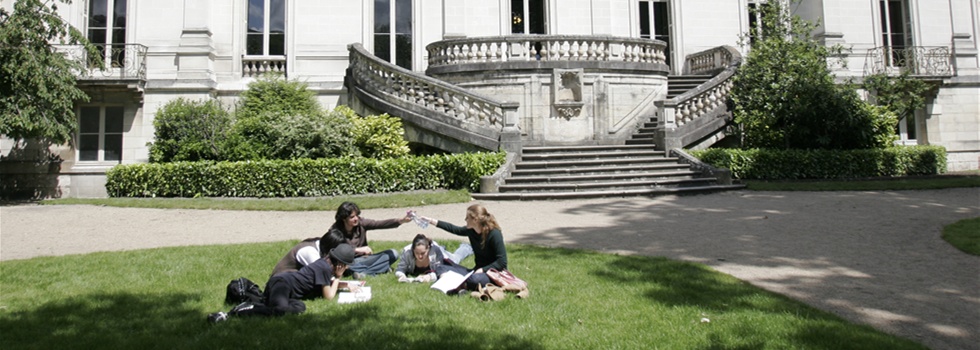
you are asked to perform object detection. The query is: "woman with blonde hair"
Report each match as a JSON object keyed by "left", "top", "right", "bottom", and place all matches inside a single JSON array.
[{"left": 421, "top": 204, "right": 507, "bottom": 290}]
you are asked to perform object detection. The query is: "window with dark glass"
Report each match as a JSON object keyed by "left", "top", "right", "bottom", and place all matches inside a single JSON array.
[
  {"left": 247, "top": 0, "right": 286, "bottom": 56},
  {"left": 638, "top": 1, "right": 671, "bottom": 67},
  {"left": 87, "top": 0, "right": 127, "bottom": 68},
  {"left": 879, "top": 0, "right": 911, "bottom": 67},
  {"left": 78, "top": 106, "right": 124, "bottom": 162},
  {"left": 374, "top": 0, "right": 412, "bottom": 70},
  {"left": 511, "top": 0, "right": 546, "bottom": 34}
]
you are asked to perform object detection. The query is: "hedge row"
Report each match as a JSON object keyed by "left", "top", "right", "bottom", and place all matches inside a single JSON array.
[
  {"left": 106, "top": 152, "right": 504, "bottom": 198},
  {"left": 690, "top": 146, "right": 947, "bottom": 180}
]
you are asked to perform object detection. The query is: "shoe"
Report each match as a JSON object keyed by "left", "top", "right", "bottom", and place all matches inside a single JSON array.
[
  {"left": 229, "top": 302, "right": 254, "bottom": 315},
  {"left": 207, "top": 311, "right": 228, "bottom": 323},
  {"left": 352, "top": 272, "right": 366, "bottom": 280}
]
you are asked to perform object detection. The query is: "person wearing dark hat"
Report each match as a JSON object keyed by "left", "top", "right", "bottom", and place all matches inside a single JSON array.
[{"left": 208, "top": 244, "right": 359, "bottom": 322}]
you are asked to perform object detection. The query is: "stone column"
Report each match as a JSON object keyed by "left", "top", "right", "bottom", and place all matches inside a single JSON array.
[{"left": 175, "top": 0, "right": 215, "bottom": 86}]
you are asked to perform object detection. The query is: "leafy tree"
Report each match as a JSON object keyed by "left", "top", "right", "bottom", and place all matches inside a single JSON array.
[
  {"left": 731, "top": 0, "right": 895, "bottom": 149},
  {"left": 0, "top": 0, "right": 98, "bottom": 144},
  {"left": 147, "top": 98, "right": 232, "bottom": 162},
  {"left": 349, "top": 108, "right": 411, "bottom": 159},
  {"left": 862, "top": 71, "right": 932, "bottom": 131},
  {"left": 223, "top": 74, "right": 356, "bottom": 160}
]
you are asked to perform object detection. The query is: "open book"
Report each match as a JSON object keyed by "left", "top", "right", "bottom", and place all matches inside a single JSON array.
[
  {"left": 337, "top": 286, "right": 372, "bottom": 304},
  {"left": 430, "top": 270, "right": 473, "bottom": 294}
]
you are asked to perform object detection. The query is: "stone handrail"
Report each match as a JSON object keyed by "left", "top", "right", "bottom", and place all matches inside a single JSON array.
[
  {"left": 864, "top": 46, "right": 953, "bottom": 77},
  {"left": 659, "top": 46, "right": 741, "bottom": 150},
  {"left": 347, "top": 43, "right": 519, "bottom": 151},
  {"left": 683, "top": 45, "right": 740, "bottom": 75},
  {"left": 54, "top": 43, "right": 148, "bottom": 81},
  {"left": 427, "top": 35, "right": 667, "bottom": 67},
  {"left": 243, "top": 56, "right": 287, "bottom": 77}
]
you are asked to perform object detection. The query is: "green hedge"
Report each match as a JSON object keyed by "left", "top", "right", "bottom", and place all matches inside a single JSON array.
[
  {"left": 690, "top": 146, "right": 946, "bottom": 180},
  {"left": 106, "top": 152, "right": 504, "bottom": 197}
]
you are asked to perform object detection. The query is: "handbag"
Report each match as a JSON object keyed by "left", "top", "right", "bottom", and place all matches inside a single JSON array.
[{"left": 485, "top": 268, "right": 527, "bottom": 289}]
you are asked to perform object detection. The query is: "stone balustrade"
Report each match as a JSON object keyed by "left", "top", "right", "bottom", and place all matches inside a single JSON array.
[
  {"left": 427, "top": 35, "right": 667, "bottom": 68},
  {"left": 55, "top": 43, "right": 148, "bottom": 81},
  {"left": 242, "top": 56, "right": 287, "bottom": 77},
  {"left": 683, "top": 45, "right": 740, "bottom": 75},
  {"left": 350, "top": 43, "right": 516, "bottom": 131},
  {"left": 864, "top": 46, "right": 953, "bottom": 77}
]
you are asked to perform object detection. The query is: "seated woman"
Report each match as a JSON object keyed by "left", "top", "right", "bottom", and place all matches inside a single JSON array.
[
  {"left": 270, "top": 230, "right": 346, "bottom": 277},
  {"left": 208, "top": 244, "right": 359, "bottom": 322},
  {"left": 394, "top": 234, "right": 473, "bottom": 283},
  {"left": 321, "top": 201, "right": 411, "bottom": 276},
  {"left": 420, "top": 204, "right": 506, "bottom": 290}
]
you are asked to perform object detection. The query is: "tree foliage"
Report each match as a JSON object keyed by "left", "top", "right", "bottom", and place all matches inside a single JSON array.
[
  {"left": 0, "top": 0, "right": 98, "bottom": 144},
  {"left": 148, "top": 98, "right": 232, "bottom": 163},
  {"left": 222, "top": 74, "right": 357, "bottom": 160},
  {"left": 862, "top": 71, "right": 932, "bottom": 124},
  {"left": 731, "top": 0, "right": 896, "bottom": 150}
]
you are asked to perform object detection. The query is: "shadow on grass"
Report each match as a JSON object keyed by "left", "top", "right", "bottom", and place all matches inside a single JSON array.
[{"left": 0, "top": 291, "right": 542, "bottom": 349}]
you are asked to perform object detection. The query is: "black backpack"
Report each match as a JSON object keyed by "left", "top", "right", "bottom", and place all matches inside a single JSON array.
[{"left": 225, "top": 277, "right": 264, "bottom": 305}]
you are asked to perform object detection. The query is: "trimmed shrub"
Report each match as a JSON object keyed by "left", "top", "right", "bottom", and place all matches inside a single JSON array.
[
  {"left": 223, "top": 75, "right": 356, "bottom": 161},
  {"left": 105, "top": 152, "right": 505, "bottom": 198},
  {"left": 147, "top": 98, "right": 231, "bottom": 163},
  {"left": 691, "top": 146, "right": 946, "bottom": 180},
  {"left": 349, "top": 108, "right": 411, "bottom": 159}
]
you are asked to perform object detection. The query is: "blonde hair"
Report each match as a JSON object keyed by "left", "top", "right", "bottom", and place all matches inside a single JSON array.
[{"left": 466, "top": 204, "right": 500, "bottom": 248}]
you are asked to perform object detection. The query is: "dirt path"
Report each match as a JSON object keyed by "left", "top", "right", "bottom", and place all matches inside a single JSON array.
[{"left": 2, "top": 188, "right": 978, "bottom": 350}]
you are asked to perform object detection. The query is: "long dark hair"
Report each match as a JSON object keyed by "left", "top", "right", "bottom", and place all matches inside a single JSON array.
[
  {"left": 334, "top": 201, "right": 361, "bottom": 230},
  {"left": 319, "top": 230, "right": 347, "bottom": 258},
  {"left": 412, "top": 234, "right": 432, "bottom": 251}
]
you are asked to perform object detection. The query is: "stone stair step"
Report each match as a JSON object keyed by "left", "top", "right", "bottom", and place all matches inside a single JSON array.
[
  {"left": 498, "top": 177, "right": 717, "bottom": 192},
  {"left": 506, "top": 170, "right": 701, "bottom": 184},
  {"left": 511, "top": 163, "right": 689, "bottom": 176},
  {"left": 516, "top": 157, "right": 681, "bottom": 169},
  {"left": 522, "top": 144, "right": 659, "bottom": 153},
  {"left": 471, "top": 184, "right": 747, "bottom": 201},
  {"left": 521, "top": 150, "right": 666, "bottom": 161}
]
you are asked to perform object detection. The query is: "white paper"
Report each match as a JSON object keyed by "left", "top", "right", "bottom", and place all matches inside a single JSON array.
[
  {"left": 430, "top": 271, "right": 473, "bottom": 293},
  {"left": 337, "top": 286, "right": 372, "bottom": 304}
]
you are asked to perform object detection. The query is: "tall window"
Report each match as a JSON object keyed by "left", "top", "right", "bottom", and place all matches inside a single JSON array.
[
  {"left": 87, "top": 0, "right": 127, "bottom": 68},
  {"left": 879, "top": 0, "right": 911, "bottom": 67},
  {"left": 511, "top": 0, "right": 546, "bottom": 34},
  {"left": 247, "top": 0, "right": 286, "bottom": 56},
  {"left": 746, "top": 0, "right": 770, "bottom": 46},
  {"left": 638, "top": 0, "right": 671, "bottom": 67},
  {"left": 375, "top": 0, "right": 412, "bottom": 70},
  {"left": 78, "top": 106, "right": 124, "bottom": 162}
]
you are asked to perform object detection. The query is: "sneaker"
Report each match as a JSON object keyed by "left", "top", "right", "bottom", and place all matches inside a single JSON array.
[
  {"left": 207, "top": 312, "right": 228, "bottom": 323},
  {"left": 352, "top": 272, "right": 366, "bottom": 280},
  {"left": 229, "top": 302, "right": 254, "bottom": 315}
]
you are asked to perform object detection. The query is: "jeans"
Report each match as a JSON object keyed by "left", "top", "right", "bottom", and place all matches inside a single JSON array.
[{"left": 349, "top": 249, "right": 398, "bottom": 275}]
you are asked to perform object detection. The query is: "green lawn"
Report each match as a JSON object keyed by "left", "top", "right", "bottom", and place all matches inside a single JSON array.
[
  {"left": 0, "top": 241, "right": 926, "bottom": 349},
  {"left": 943, "top": 217, "right": 980, "bottom": 256}
]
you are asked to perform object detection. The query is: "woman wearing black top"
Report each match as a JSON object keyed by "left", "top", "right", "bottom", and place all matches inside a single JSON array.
[{"left": 422, "top": 204, "right": 507, "bottom": 290}]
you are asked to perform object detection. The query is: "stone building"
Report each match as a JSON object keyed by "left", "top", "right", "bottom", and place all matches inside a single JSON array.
[{"left": 1, "top": 0, "right": 977, "bottom": 198}]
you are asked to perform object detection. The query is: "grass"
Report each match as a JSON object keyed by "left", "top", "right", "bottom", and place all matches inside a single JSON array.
[
  {"left": 744, "top": 173, "right": 980, "bottom": 191},
  {"left": 0, "top": 241, "right": 926, "bottom": 349},
  {"left": 942, "top": 217, "right": 980, "bottom": 256}
]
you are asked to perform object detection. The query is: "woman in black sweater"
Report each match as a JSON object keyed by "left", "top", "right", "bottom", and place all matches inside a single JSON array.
[{"left": 422, "top": 204, "right": 507, "bottom": 290}]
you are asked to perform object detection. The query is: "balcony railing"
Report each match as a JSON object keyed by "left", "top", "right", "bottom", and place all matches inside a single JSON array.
[
  {"left": 242, "top": 56, "right": 287, "bottom": 77},
  {"left": 427, "top": 35, "right": 667, "bottom": 68},
  {"left": 864, "top": 46, "right": 953, "bottom": 77},
  {"left": 55, "top": 43, "right": 147, "bottom": 81}
]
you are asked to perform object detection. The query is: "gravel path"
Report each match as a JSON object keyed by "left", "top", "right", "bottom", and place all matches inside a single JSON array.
[{"left": 2, "top": 188, "right": 978, "bottom": 350}]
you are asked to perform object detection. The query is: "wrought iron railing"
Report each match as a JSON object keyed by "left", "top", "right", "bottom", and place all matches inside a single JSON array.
[
  {"left": 243, "top": 56, "right": 287, "bottom": 77},
  {"left": 55, "top": 43, "right": 147, "bottom": 81},
  {"left": 864, "top": 46, "right": 953, "bottom": 77},
  {"left": 426, "top": 35, "right": 667, "bottom": 67}
]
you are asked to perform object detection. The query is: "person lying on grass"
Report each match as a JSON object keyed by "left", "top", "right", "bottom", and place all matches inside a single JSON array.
[
  {"left": 269, "top": 230, "right": 346, "bottom": 277},
  {"left": 394, "top": 233, "right": 473, "bottom": 283},
  {"left": 208, "top": 244, "right": 359, "bottom": 322}
]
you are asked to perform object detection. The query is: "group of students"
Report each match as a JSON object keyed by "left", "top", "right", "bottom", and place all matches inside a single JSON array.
[{"left": 208, "top": 202, "right": 508, "bottom": 322}]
